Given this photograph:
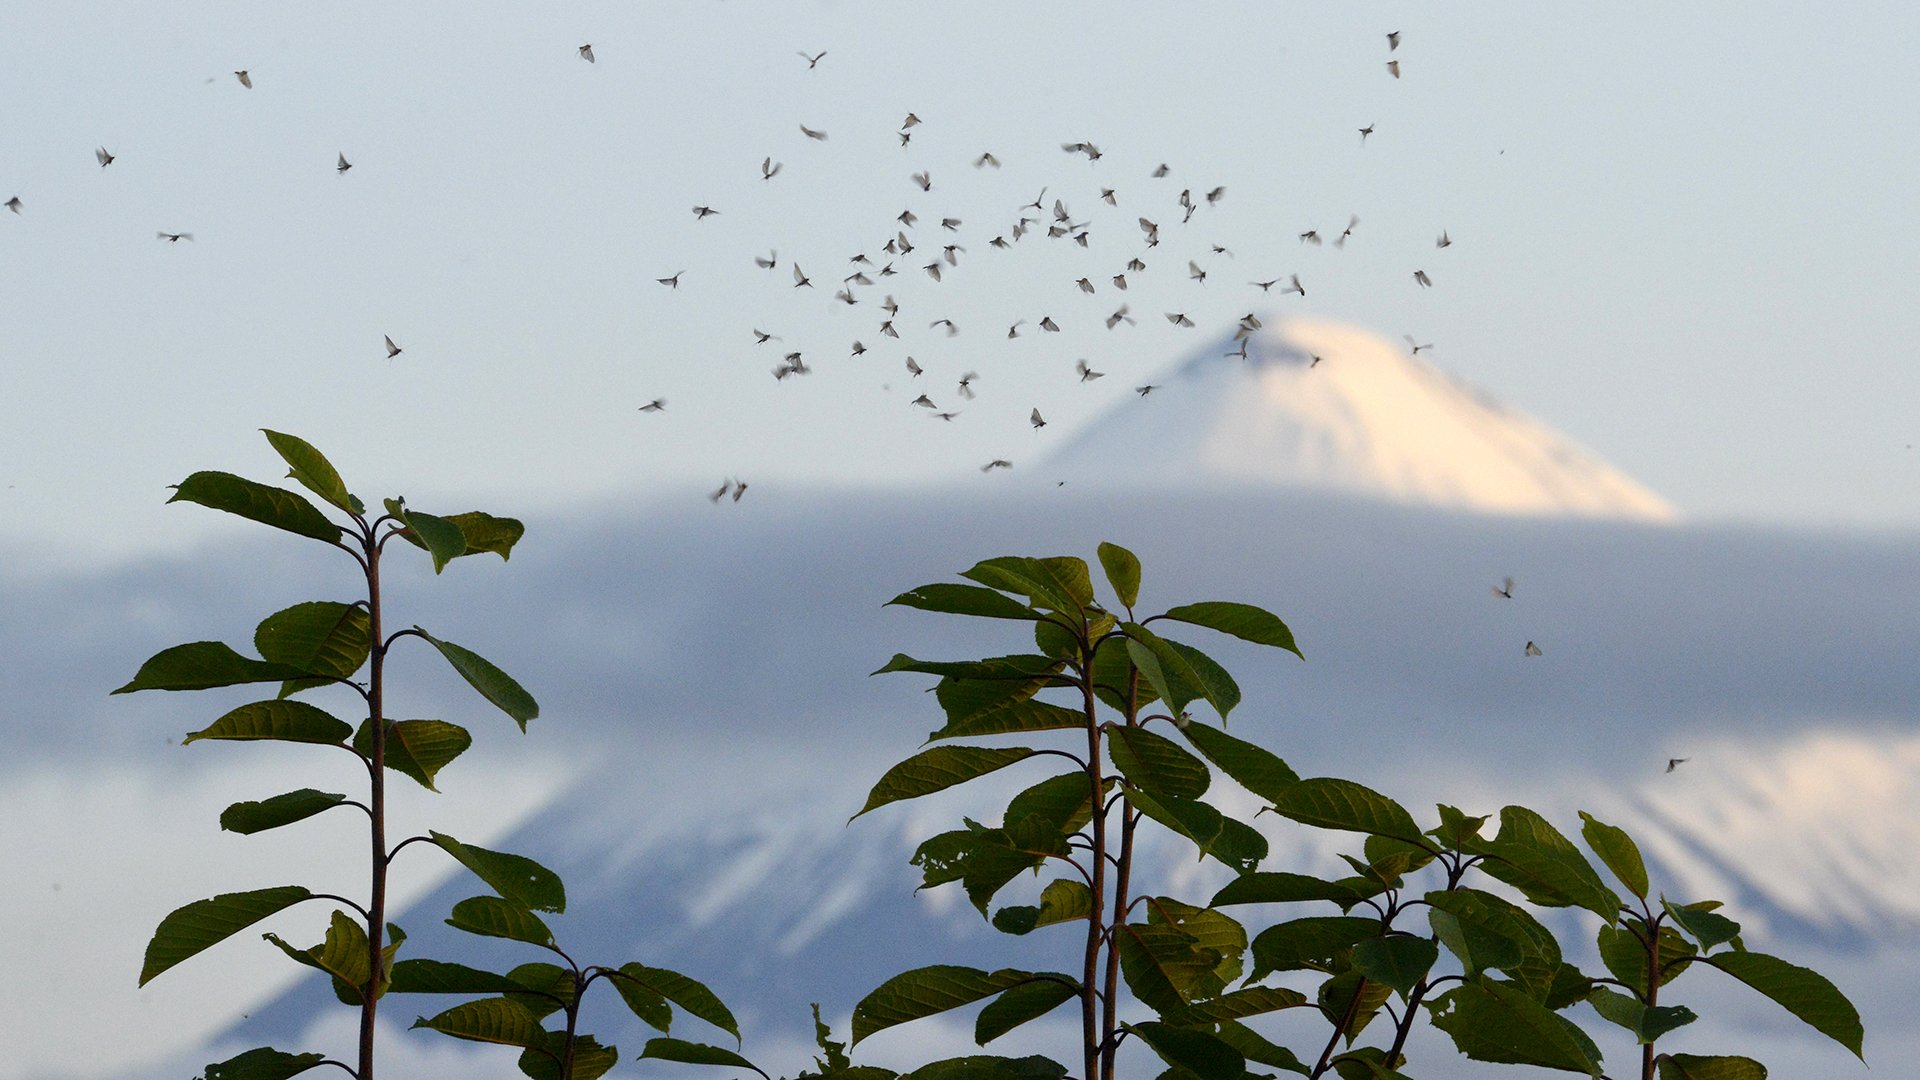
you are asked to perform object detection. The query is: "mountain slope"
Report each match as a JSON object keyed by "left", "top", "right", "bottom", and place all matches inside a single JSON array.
[{"left": 1049, "top": 318, "right": 1677, "bottom": 521}]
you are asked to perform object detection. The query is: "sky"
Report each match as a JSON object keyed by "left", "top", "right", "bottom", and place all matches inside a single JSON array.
[
  {"left": 3, "top": 2, "right": 1920, "bottom": 572},
  {"left": 3, "top": 3, "right": 1918, "bottom": 1077}
]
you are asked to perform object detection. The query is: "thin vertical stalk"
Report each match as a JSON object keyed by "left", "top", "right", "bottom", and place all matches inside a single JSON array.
[
  {"left": 1098, "top": 676, "right": 1140, "bottom": 1080},
  {"left": 359, "top": 533, "right": 387, "bottom": 1079},
  {"left": 1641, "top": 920, "right": 1661, "bottom": 1080},
  {"left": 1081, "top": 671, "right": 1106, "bottom": 1080}
]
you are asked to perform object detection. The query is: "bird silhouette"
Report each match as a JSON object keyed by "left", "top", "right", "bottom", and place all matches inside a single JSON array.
[
  {"left": 1493, "top": 577, "right": 1514, "bottom": 599},
  {"left": 384, "top": 335, "right": 403, "bottom": 358},
  {"left": 96, "top": 147, "right": 115, "bottom": 167},
  {"left": 156, "top": 231, "right": 193, "bottom": 242},
  {"left": 578, "top": 44, "right": 595, "bottom": 63},
  {"left": 798, "top": 50, "right": 827, "bottom": 68},
  {"left": 234, "top": 70, "right": 252, "bottom": 89},
  {"left": 657, "top": 271, "right": 684, "bottom": 289},
  {"left": 1524, "top": 641, "right": 1543, "bottom": 657},
  {"left": 638, "top": 399, "right": 666, "bottom": 413},
  {"left": 800, "top": 125, "right": 828, "bottom": 141}
]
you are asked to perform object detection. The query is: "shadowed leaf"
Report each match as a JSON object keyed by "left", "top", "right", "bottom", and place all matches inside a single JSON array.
[
  {"left": 411, "top": 997, "right": 548, "bottom": 1050},
  {"left": 445, "top": 895, "right": 553, "bottom": 948},
  {"left": 1579, "top": 812, "right": 1649, "bottom": 900},
  {"left": 1123, "top": 1022, "right": 1244, "bottom": 1080},
  {"left": 169, "top": 471, "right": 342, "bottom": 542},
  {"left": 141, "top": 886, "right": 314, "bottom": 985},
  {"left": 427, "top": 832, "right": 565, "bottom": 913},
  {"left": 890, "top": 583, "right": 1043, "bottom": 621},
  {"left": 975, "top": 978, "right": 1079, "bottom": 1045},
  {"left": 1426, "top": 979, "right": 1603, "bottom": 1076},
  {"left": 1656, "top": 1055, "right": 1768, "bottom": 1080},
  {"left": 852, "top": 966, "right": 1041, "bottom": 1044},
  {"left": 1268, "top": 778, "right": 1428, "bottom": 848},
  {"left": 1180, "top": 721, "right": 1298, "bottom": 800},
  {"left": 261, "top": 430, "right": 357, "bottom": 514},
  {"left": 1705, "top": 951, "right": 1863, "bottom": 1058},
  {"left": 1159, "top": 601, "right": 1302, "bottom": 656},
  {"left": 115, "top": 643, "right": 316, "bottom": 695},
  {"left": 415, "top": 629, "right": 538, "bottom": 729},
  {"left": 219, "top": 789, "right": 347, "bottom": 835},
  {"left": 198, "top": 1047, "right": 329, "bottom": 1080},
  {"left": 615, "top": 964, "right": 742, "bottom": 1043},
  {"left": 639, "top": 1038, "right": 771, "bottom": 1077},
  {"left": 856, "top": 747, "right": 1037, "bottom": 818}
]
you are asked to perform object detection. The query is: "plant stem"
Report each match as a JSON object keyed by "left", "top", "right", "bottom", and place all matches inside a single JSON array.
[
  {"left": 1309, "top": 977, "right": 1370, "bottom": 1079},
  {"left": 1641, "top": 920, "right": 1661, "bottom": 1080},
  {"left": 1098, "top": 678, "right": 1140, "bottom": 1080},
  {"left": 1080, "top": 673, "right": 1106, "bottom": 1080},
  {"left": 561, "top": 978, "right": 583, "bottom": 1080},
  {"left": 360, "top": 534, "right": 387, "bottom": 1079}
]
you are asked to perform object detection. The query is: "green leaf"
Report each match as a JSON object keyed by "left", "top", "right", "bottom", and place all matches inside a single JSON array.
[
  {"left": 168, "top": 471, "right": 342, "bottom": 543},
  {"left": 411, "top": 997, "right": 549, "bottom": 1050},
  {"left": 182, "top": 699, "right": 352, "bottom": 746},
  {"left": 1123, "top": 622, "right": 1239, "bottom": 719},
  {"left": 1125, "top": 787, "right": 1222, "bottom": 858},
  {"left": 1597, "top": 921, "right": 1692, "bottom": 999},
  {"left": 1158, "top": 602, "right": 1302, "bottom": 657},
  {"left": 415, "top": 629, "right": 539, "bottom": 729},
  {"left": 198, "top": 1047, "right": 330, "bottom": 1080},
  {"left": 1663, "top": 899, "right": 1743, "bottom": 953},
  {"left": 961, "top": 556, "right": 1093, "bottom": 615},
  {"left": 910, "top": 825, "right": 1045, "bottom": 913},
  {"left": 1110, "top": 725, "right": 1211, "bottom": 800},
  {"left": 1179, "top": 721, "right": 1298, "bottom": 801},
  {"left": 639, "top": 1038, "right": 770, "bottom": 1078},
  {"left": 930, "top": 696, "right": 1084, "bottom": 742},
  {"left": 444, "top": 895, "right": 553, "bottom": 948},
  {"left": 1215, "top": 1020, "right": 1312, "bottom": 1076},
  {"left": 876, "top": 653, "right": 1068, "bottom": 682},
  {"left": 1656, "top": 1055, "right": 1769, "bottom": 1080},
  {"left": 1097, "top": 542, "right": 1143, "bottom": 609},
  {"left": 387, "top": 958, "right": 523, "bottom": 994},
  {"left": 890, "top": 583, "right": 1044, "bottom": 621},
  {"left": 1268, "top": 778, "right": 1428, "bottom": 848},
  {"left": 1115, "top": 922, "right": 1216, "bottom": 1013},
  {"left": 1126, "top": 638, "right": 1178, "bottom": 715},
  {"left": 1579, "top": 812, "right": 1649, "bottom": 900},
  {"left": 1249, "top": 917, "right": 1379, "bottom": 981},
  {"left": 608, "top": 972, "right": 673, "bottom": 1033},
  {"left": 975, "top": 978, "right": 1079, "bottom": 1044},
  {"left": 1352, "top": 936, "right": 1439, "bottom": 998},
  {"left": 615, "top": 963, "right": 743, "bottom": 1043},
  {"left": 252, "top": 602, "right": 369, "bottom": 698},
  {"left": 219, "top": 789, "right": 347, "bottom": 835},
  {"left": 388, "top": 505, "right": 468, "bottom": 573},
  {"left": 852, "top": 966, "right": 1041, "bottom": 1044},
  {"left": 518, "top": 1033, "right": 619, "bottom": 1080},
  {"left": 450, "top": 511, "right": 524, "bottom": 560},
  {"left": 1426, "top": 979, "right": 1604, "bottom": 1076},
  {"left": 355, "top": 718, "right": 472, "bottom": 790},
  {"left": 902, "top": 1057, "right": 1067, "bottom": 1080},
  {"left": 141, "top": 886, "right": 314, "bottom": 985},
  {"left": 261, "top": 430, "right": 358, "bottom": 514},
  {"left": 1171, "top": 985, "right": 1311, "bottom": 1023},
  {"left": 1705, "top": 951, "right": 1863, "bottom": 1058},
  {"left": 1430, "top": 804, "right": 1491, "bottom": 849},
  {"left": 1211, "top": 872, "right": 1363, "bottom": 909},
  {"left": 504, "top": 961, "right": 574, "bottom": 1020},
  {"left": 309, "top": 909, "right": 373, "bottom": 998},
  {"left": 1465, "top": 806, "right": 1621, "bottom": 922},
  {"left": 1036, "top": 879, "right": 1092, "bottom": 927},
  {"left": 1328, "top": 1047, "right": 1413, "bottom": 1080},
  {"left": 428, "top": 832, "right": 565, "bottom": 913},
  {"left": 1425, "top": 889, "right": 1559, "bottom": 987},
  {"left": 1318, "top": 969, "right": 1393, "bottom": 1041},
  {"left": 1006, "top": 772, "right": 1104, "bottom": 836},
  {"left": 1123, "top": 1022, "right": 1244, "bottom": 1080},
  {"left": 855, "top": 746, "right": 1037, "bottom": 818},
  {"left": 1587, "top": 986, "right": 1692, "bottom": 1042},
  {"left": 114, "top": 643, "right": 316, "bottom": 695}
]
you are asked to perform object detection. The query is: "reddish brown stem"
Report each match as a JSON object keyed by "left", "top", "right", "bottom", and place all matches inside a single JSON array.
[{"left": 359, "top": 531, "right": 387, "bottom": 1078}]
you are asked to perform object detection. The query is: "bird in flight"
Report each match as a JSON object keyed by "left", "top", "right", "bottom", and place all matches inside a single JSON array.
[
  {"left": 905, "top": 357, "right": 923, "bottom": 378},
  {"left": 234, "top": 70, "right": 253, "bottom": 89},
  {"left": 1387, "top": 30, "right": 1401, "bottom": 51},
  {"left": 930, "top": 318, "right": 958, "bottom": 336},
  {"left": 1359, "top": 124, "right": 1375, "bottom": 144},
  {"left": 578, "top": 44, "right": 595, "bottom": 63},
  {"left": 5, "top": 197, "right": 21, "bottom": 214},
  {"left": 752, "top": 329, "right": 779, "bottom": 345},
  {"left": 336, "top": 152, "right": 352, "bottom": 174},
  {"left": 1075, "top": 359, "right": 1104, "bottom": 382},
  {"left": 755, "top": 250, "right": 777, "bottom": 270},
  {"left": 792, "top": 264, "right": 812, "bottom": 288},
  {"left": 1386, "top": 60, "right": 1401, "bottom": 79},
  {"left": 910, "top": 394, "right": 937, "bottom": 410},
  {"left": 1039, "top": 316, "right": 1060, "bottom": 332},
  {"left": 1188, "top": 260, "right": 1208, "bottom": 284},
  {"left": 761, "top": 157, "right": 782, "bottom": 181},
  {"left": 1299, "top": 229, "right": 1321, "bottom": 245},
  {"left": 800, "top": 124, "right": 828, "bottom": 141},
  {"left": 911, "top": 171, "right": 932, "bottom": 192},
  {"left": 657, "top": 271, "right": 684, "bottom": 288},
  {"left": 1334, "top": 214, "right": 1361, "bottom": 248},
  {"left": 974, "top": 152, "right": 1000, "bottom": 169},
  {"left": 981, "top": 459, "right": 1012, "bottom": 472},
  {"left": 1666, "top": 757, "right": 1689, "bottom": 774},
  {"left": 691, "top": 205, "right": 719, "bottom": 219},
  {"left": 1413, "top": 269, "right": 1433, "bottom": 288},
  {"left": 96, "top": 147, "right": 115, "bottom": 167},
  {"left": 1404, "top": 336, "right": 1434, "bottom": 355},
  {"left": 1030, "top": 408, "right": 1047, "bottom": 429},
  {"left": 798, "top": 50, "right": 827, "bottom": 68},
  {"left": 1106, "top": 305, "right": 1135, "bottom": 329},
  {"left": 1252, "top": 279, "right": 1278, "bottom": 292},
  {"left": 1136, "top": 385, "right": 1159, "bottom": 396},
  {"left": 384, "top": 335, "right": 403, "bottom": 358},
  {"left": 1309, "top": 354, "right": 1324, "bottom": 368},
  {"left": 1524, "top": 641, "right": 1543, "bottom": 657},
  {"left": 638, "top": 399, "right": 666, "bottom": 413},
  {"left": 156, "top": 231, "right": 193, "bottom": 242},
  {"left": 1436, "top": 230, "right": 1453, "bottom": 248},
  {"left": 1166, "top": 312, "right": 1195, "bottom": 327},
  {"left": 1493, "top": 577, "right": 1514, "bottom": 599},
  {"left": 709, "top": 478, "right": 747, "bottom": 503},
  {"left": 901, "top": 112, "right": 921, "bottom": 129}
]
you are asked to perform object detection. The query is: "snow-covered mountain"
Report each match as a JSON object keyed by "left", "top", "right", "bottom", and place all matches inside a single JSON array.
[{"left": 1049, "top": 319, "right": 1677, "bottom": 522}]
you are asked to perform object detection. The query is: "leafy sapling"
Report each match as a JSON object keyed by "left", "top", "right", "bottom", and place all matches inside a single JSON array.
[{"left": 118, "top": 430, "right": 563, "bottom": 1080}]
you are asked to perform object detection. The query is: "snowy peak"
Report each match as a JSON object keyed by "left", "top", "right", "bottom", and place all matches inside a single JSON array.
[{"left": 1050, "top": 319, "right": 1677, "bottom": 522}]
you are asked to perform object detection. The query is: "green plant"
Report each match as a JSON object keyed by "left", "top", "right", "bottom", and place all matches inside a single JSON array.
[
  {"left": 821, "top": 544, "right": 1862, "bottom": 1080},
  {"left": 118, "top": 431, "right": 741, "bottom": 1080}
]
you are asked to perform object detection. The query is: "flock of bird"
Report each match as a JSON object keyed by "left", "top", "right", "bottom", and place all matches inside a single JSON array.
[{"left": 6, "top": 27, "right": 1678, "bottom": 768}]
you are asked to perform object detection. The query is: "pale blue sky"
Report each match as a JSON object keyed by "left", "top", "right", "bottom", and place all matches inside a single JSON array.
[{"left": 3, "top": 1, "right": 1917, "bottom": 562}]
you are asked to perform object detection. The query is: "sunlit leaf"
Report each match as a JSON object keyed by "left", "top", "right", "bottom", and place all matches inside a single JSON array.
[
  {"left": 1158, "top": 601, "right": 1302, "bottom": 657},
  {"left": 427, "top": 832, "right": 565, "bottom": 913},
  {"left": 444, "top": 895, "right": 553, "bottom": 948},
  {"left": 1655, "top": 1054, "right": 1769, "bottom": 1080},
  {"left": 890, "top": 583, "right": 1044, "bottom": 621},
  {"left": 1268, "top": 778, "right": 1428, "bottom": 848},
  {"left": 1109, "top": 725, "right": 1210, "bottom": 800},
  {"left": 415, "top": 629, "right": 539, "bottom": 729},
  {"left": 411, "top": 997, "right": 549, "bottom": 1050},
  {"left": 1097, "top": 542, "right": 1142, "bottom": 609},
  {"left": 183, "top": 699, "right": 353, "bottom": 746},
  {"left": 1578, "top": 812, "right": 1649, "bottom": 900},
  {"left": 1179, "top": 721, "right": 1298, "bottom": 801}
]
